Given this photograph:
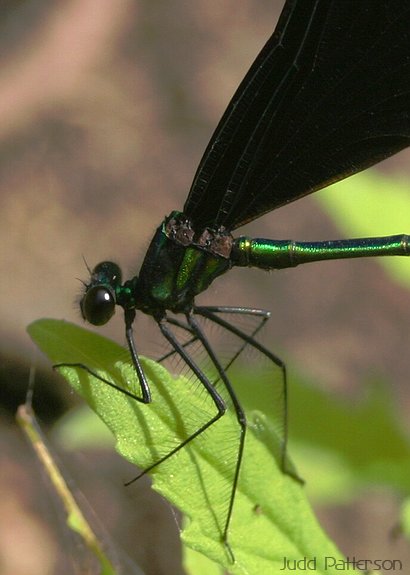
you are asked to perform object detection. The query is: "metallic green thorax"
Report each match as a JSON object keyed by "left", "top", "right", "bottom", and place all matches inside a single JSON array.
[{"left": 133, "top": 211, "right": 233, "bottom": 314}]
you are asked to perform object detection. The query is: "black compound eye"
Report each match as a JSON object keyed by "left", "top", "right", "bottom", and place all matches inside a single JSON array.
[{"left": 81, "top": 285, "right": 116, "bottom": 326}]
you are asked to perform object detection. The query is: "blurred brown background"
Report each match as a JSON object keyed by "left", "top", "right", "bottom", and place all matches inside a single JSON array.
[{"left": 1, "top": 0, "right": 410, "bottom": 573}]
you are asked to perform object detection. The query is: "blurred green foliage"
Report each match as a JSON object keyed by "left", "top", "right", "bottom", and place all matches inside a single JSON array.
[{"left": 317, "top": 171, "right": 410, "bottom": 287}]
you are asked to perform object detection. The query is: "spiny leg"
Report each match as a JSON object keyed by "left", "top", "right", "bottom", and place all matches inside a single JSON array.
[
  {"left": 124, "top": 308, "right": 151, "bottom": 402},
  {"left": 52, "top": 362, "right": 149, "bottom": 403},
  {"left": 194, "top": 305, "right": 299, "bottom": 481},
  {"left": 53, "top": 308, "right": 152, "bottom": 404},
  {"left": 186, "top": 312, "right": 246, "bottom": 555},
  {"left": 154, "top": 310, "right": 269, "bottom": 376},
  {"left": 126, "top": 316, "right": 227, "bottom": 480},
  {"left": 156, "top": 316, "right": 198, "bottom": 363},
  {"left": 194, "top": 305, "right": 271, "bottom": 376},
  {"left": 55, "top": 312, "right": 228, "bottom": 471}
]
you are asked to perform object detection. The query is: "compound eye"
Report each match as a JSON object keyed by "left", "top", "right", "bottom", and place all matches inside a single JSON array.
[{"left": 81, "top": 285, "right": 116, "bottom": 326}]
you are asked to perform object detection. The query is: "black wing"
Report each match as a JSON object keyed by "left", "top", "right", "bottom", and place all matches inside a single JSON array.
[{"left": 183, "top": 0, "right": 410, "bottom": 231}]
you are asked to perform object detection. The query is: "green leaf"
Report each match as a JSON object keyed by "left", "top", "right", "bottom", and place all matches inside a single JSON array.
[
  {"left": 54, "top": 405, "right": 114, "bottom": 450},
  {"left": 400, "top": 498, "right": 410, "bottom": 540},
  {"left": 233, "top": 363, "right": 410, "bottom": 505},
  {"left": 183, "top": 545, "right": 223, "bottom": 575},
  {"left": 28, "top": 319, "right": 349, "bottom": 575},
  {"left": 316, "top": 171, "right": 410, "bottom": 288},
  {"left": 289, "top": 373, "right": 410, "bottom": 497}
]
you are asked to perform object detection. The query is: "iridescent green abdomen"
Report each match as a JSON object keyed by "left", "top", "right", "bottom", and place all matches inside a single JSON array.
[{"left": 232, "top": 235, "right": 410, "bottom": 270}]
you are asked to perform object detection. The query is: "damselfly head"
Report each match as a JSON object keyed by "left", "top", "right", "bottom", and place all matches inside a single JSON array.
[{"left": 81, "top": 261, "right": 122, "bottom": 326}]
